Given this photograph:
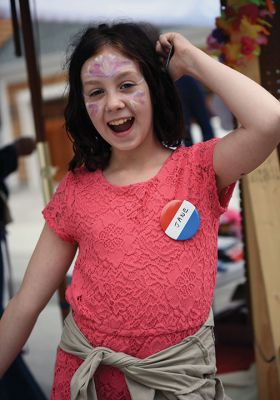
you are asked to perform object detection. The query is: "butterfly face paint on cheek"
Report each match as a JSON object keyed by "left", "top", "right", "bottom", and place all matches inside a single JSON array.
[
  {"left": 85, "top": 101, "right": 99, "bottom": 117},
  {"left": 126, "top": 78, "right": 146, "bottom": 109},
  {"left": 129, "top": 90, "right": 146, "bottom": 109},
  {"left": 85, "top": 54, "right": 133, "bottom": 79}
]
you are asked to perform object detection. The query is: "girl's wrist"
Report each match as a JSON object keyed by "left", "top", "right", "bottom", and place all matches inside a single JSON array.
[
  {"left": 182, "top": 46, "right": 220, "bottom": 87},
  {"left": 179, "top": 45, "right": 206, "bottom": 78}
]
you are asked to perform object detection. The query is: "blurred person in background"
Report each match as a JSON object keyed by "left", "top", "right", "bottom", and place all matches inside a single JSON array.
[
  {"left": 175, "top": 75, "right": 215, "bottom": 146},
  {"left": 0, "top": 137, "right": 36, "bottom": 314},
  {"left": 0, "top": 137, "right": 47, "bottom": 400}
]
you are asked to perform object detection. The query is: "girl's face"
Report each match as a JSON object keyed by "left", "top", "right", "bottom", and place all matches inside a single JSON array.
[{"left": 81, "top": 46, "right": 154, "bottom": 152}]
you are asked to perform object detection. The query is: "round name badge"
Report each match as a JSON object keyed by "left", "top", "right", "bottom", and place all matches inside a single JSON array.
[{"left": 160, "top": 200, "right": 200, "bottom": 241}]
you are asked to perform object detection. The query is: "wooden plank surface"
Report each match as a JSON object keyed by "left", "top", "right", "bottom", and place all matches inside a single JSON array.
[{"left": 242, "top": 151, "right": 280, "bottom": 398}]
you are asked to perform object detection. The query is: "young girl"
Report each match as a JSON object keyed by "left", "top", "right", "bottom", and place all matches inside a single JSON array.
[{"left": 0, "top": 22, "right": 280, "bottom": 400}]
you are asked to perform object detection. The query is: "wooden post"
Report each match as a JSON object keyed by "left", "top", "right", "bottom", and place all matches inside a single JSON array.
[
  {"left": 16, "top": 0, "right": 70, "bottom": 321},
  {"left": 216, "top": 1, "right": 280, "bottom": 397},
  {"left": 242, "top": 154, "right": 280, "bottom": 399},
  {"left": 238, "top": 5, "right": 280, "bottom": 397}
]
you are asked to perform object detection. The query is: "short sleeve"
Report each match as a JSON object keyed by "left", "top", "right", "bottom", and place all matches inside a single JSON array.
[
  {"left": 193, "top": 138, "right": 236, "bottom": 217},
  {"left": 42, "top": 172, "right": 76, "bottom": 243}
]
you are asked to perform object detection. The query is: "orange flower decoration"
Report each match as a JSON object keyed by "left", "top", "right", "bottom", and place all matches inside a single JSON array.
[{"left": 207, "top": 0, "right": 274, "bottom": 68}]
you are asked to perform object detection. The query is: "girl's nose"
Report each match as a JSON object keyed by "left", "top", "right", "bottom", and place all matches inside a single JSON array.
[{"left": 105, "top": 92, "right": 125, "bottom": 112}]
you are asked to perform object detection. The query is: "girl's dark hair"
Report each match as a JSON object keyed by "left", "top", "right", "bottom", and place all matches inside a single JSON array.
[{"left": 65, "top": 21, "right": 186, "bottom": 171}]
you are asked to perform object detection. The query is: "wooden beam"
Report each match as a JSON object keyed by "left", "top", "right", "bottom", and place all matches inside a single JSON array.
[
  {"left": 17, "top": 0, "right": 69, "bottom": 321},
  {"left": 242, "top": 152, "right": 280, "bottom": 398},
  {"left": 238, "top": 46, "right": 280, "bottom": 400}
]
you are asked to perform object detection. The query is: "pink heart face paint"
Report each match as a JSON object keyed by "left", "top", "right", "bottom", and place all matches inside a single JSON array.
[
  {"left": 81, "top": 46, "right": 155, "bottom": 152},
  {"left": 85, "top": 54, "right": 133, "bottom": 78},
  {"left": 129, "top": 89, "right": 145, "bottom": 109},
  {"left": 85, "top": 102, "right": 99, "bottom": 117}
]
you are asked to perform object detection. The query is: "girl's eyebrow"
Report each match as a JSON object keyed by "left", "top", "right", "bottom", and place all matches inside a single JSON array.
[{"left": 83, "top": 70, "right": 140, "bottom": 86}]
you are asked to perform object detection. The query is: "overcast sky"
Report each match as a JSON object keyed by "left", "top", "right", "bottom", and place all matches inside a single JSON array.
[{"left": 0, "top": 0, "right": 220, "bottom": 26}]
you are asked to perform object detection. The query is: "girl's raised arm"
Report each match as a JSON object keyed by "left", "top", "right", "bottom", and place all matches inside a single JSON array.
[
  {"left": 0, "top": 223, "right": 77, "bottom": 377},
  {"left": 157, "top": 32, "right": 280, "bottom": 192}
]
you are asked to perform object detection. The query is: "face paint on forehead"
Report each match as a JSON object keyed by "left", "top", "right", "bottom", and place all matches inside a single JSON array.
[{"left": 85, "top": 54, "right": 134, "bottom": 78}]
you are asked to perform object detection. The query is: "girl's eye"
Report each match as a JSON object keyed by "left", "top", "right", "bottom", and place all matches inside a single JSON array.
[
  {"left": 89, "top": 89, "right": 103, "bottom": 97},
  {"left": 120, "top": 82, "right": 135, "bottom": 90}
]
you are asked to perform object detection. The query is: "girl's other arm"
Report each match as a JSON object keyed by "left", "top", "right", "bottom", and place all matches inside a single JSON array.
[
  {"left": 0, "top": 223, "right": 77, "bottom": 377},
  {"left": 157, "top": 33, "right": 280, "bottom": 192}
]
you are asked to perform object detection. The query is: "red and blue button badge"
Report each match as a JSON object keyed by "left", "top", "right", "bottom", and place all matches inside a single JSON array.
[{"left": 160, "top": 200, "right": 200, "bottom": 240}]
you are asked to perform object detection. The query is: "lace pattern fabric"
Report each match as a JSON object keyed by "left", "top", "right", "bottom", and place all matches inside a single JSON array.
[
  {"left": 43, "top": 139, "right": 235, "bottom": 399},
  {"left": 51, "top": 326, "right": 197, "bottom": 400}
]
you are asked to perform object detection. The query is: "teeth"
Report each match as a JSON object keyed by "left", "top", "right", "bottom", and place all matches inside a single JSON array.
[{"left": 109, "top": 117, "right": 132, "bottom": 126}]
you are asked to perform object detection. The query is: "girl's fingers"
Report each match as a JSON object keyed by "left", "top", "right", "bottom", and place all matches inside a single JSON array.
[
  {"left": 156, "top": 44, "right": 171, "bottom": 70},
  {"left": 159, "top": 33, "right": 176, "bottom": 48},
  {"left": 155, "top": 40, "right": 168, "bottom": 57},
  {"left": 156, "top": 33, "right": 174, "bottom": 49}
]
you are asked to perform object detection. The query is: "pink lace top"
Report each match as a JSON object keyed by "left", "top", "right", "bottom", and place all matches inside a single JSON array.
[
  {"left": 43, "top": 139, "right": 235, "bottom": 399},
  {"left": 43, "top": 139, "right": 235, "bottom": 340}
]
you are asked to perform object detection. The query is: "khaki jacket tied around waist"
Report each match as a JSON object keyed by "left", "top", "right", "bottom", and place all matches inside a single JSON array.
[{"left": 59, "top": 309, "right": 229, "bottom": 400}]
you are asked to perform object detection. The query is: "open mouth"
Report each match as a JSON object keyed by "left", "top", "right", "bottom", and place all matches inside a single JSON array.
[{"left": 108, "top": 117, "right": 134, "bottom": 133}]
